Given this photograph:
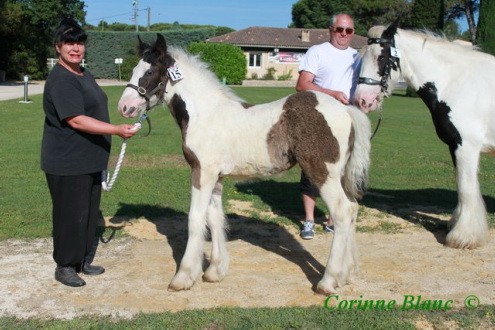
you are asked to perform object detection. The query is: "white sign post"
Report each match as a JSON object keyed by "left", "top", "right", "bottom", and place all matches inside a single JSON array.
[{"left": 114, "top": 58, "right": 123, "bottom": 81}]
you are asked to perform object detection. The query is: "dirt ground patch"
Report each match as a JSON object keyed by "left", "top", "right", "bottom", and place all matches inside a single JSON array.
[{"left": 1, "top": 202, "right": 494, "bottom": 320}]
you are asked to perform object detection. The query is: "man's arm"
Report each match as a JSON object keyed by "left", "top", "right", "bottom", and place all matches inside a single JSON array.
[{"left": 295, "top": 71, "right": 350, "bottom": 105}]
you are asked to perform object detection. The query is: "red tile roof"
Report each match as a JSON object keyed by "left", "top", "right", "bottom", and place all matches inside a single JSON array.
[{"left": 207, "top": 26, "right": 367, "bottom": 50}]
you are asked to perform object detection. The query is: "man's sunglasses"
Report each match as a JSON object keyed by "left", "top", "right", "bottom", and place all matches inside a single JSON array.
[{"left": 332, "top": 26, "right": 354, "bottom": 34}]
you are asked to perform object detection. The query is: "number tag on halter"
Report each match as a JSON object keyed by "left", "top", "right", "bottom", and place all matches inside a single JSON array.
[
  {"left": 390, "top": 47, "right": 401, "bottom": 58},
  {"left": 167, "top": 65, "right": 184, "bottom": 81}
]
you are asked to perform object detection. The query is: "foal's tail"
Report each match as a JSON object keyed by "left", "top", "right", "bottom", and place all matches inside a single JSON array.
[{"left": 343, "top": 106, "right": 371, "bottom": 200}]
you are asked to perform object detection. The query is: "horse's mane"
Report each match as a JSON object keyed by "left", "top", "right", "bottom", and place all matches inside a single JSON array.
[
  {"left": 167, "top": 46, "right": 246, "bottom": 104},
  {"left": 367, "top": 26, "right": 478, "bottom": 52}
]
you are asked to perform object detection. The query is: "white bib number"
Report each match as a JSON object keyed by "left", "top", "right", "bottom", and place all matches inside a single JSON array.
[
  {"left": 167, "top": 65, "right": 184, "bottom": 81},
  {"left": 391, "top": 47, "right": 401, "bottom": 58}
]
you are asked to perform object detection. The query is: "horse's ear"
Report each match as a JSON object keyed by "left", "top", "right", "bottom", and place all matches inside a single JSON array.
[
  {"left": 137, "top": 35, "right": 147, "bottom": 56},
  {"left": 382, "top": 17, "right": 400, "bottom": 40},
  {"left": 155, "top": 33, "right": 167, "bottom": 54}
]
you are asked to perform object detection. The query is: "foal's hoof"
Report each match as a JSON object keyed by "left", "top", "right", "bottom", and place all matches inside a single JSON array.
[
  {"left": 168, "top": 273, "right": 195, "bottom": 291},
  {"left": 202, "top": 266, "right": 226, "bottom": 283},
  {"left": 316, "top": 279, "right": 338, "bottom": 295}
]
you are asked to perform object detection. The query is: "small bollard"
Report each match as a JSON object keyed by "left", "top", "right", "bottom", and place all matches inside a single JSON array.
[{"left": 19, "top": 75, "right": 32, "bottom": 104}]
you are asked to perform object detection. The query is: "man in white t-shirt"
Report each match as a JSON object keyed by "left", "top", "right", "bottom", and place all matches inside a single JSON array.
[{"left": 296, "top": 13, "right": 360, "bottom": 240}]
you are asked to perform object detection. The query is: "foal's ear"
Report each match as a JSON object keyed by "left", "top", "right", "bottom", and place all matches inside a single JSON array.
[
  {"left": 137, "top": 35, "right": 149, "bottom": 56},
  {"left": 155, "top": 33, "right": 167, "bottom": 55},
  {"left": 382, "top": 17, "right": 400, "bottom": 40}
]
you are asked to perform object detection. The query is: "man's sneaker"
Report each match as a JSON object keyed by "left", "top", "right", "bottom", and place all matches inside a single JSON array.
[
  {"left": 324, "top": 223, "right": 335, "bottom": 233},
  {"left": 300, "top": 220, "right": 315, "bottom": 239}
]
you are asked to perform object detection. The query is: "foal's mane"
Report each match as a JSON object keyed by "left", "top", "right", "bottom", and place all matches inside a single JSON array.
[{"left": 167, "top": 46, "right": 246, "bottom": 104}]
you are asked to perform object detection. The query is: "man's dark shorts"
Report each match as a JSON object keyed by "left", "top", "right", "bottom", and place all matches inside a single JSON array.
[{"left": 300, "top": 171, "right": 320, "bottom": 197}]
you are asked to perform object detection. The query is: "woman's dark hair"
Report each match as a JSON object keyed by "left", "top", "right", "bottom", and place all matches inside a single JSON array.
[{"left": 53, "top": 18, "right": 87, "bottom": 46}]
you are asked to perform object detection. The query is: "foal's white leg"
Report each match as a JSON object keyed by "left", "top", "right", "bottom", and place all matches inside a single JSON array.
[
  {"left": 447, "top": 144, "right": 489, "bottom": 249},
  {"left": 168, "top": 171, "right": 218, "bottom": 291},
  {"left": 203, "top": 179, "right": 230, "bottom": 282},
  {"left": 316, "top": 177, "right": 359, "bottom": 294}
]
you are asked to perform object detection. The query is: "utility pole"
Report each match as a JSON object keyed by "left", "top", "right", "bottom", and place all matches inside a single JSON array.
[
  {"left": 132, "top": 0, "right": 139, "bottom": 32},
  {"left": 147, "top": 7, "right": 151, "bottom": 31}
]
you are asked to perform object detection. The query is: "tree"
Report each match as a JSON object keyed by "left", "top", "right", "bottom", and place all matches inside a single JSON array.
[
  {"left": 290, "top": 0, "right": 411, "bottom": 36},
  {"left": 351, "top": 0, "right": 412, "bottom": 33},
  {"left": 0, "top": 0, "right": 85, "bottom": 79},
  {"left": 291, "top": 0, "right": 352, "bottom": 29},
  {"left": 410, "top": 0, "right": 445, "bottom": 32},
  {"left": 445, "top": 0, "right": 479, "bottom": 43},
  {"left": 477, "top": 0, "right": 495, "bottom": 54}
]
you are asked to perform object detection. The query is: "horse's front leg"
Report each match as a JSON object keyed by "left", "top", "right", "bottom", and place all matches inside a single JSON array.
[
  {"left": 316, "top": 179, "right": 359, "bottom": 295},
  {"left": 447, "top": 144, "right": 488, "bottom": 249},
  {"left": 203, "top": 178, "right": 230, "bottom": 282},
  {"left": 168, "top": 169, "right": 218, "bottom": 291}
]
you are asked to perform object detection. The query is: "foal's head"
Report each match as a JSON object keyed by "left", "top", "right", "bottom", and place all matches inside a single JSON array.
[
  {"left": 118, "top": 34, "right": 175, "bottom": 118},
  {"left": 354, "top": 19, "right": 401, "bottom": 112}
]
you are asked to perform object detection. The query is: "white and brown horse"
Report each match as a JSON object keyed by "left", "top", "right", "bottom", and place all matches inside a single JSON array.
[
  {"left": 355, "top": 20, "right": 494, "bottom": 249},
  {"left": 118, "top": 34, "right": 371, "bottom": 294}
]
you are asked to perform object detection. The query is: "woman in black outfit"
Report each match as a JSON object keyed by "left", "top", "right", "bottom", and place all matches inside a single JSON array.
[{"left": 41, "top": 18, "right": 138, "bottom": 287}]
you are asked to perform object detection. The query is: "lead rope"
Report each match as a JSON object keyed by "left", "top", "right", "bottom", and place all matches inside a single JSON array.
[
  {"left": 370, "top": 106, "right": 383, "bottom": 140},
  {"left": 101, "top": 114, "right": 147, "bottom": 192}
]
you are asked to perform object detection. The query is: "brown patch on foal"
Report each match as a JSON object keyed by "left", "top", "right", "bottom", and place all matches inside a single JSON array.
[
  {"left": 169, "top": 94, "right": 202, "bottom": 189},
  {"left": 267, "top": 91, "right": 340, "bottom": 188}
]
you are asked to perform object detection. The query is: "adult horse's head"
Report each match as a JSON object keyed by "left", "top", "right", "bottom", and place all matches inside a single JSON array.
[
  {"left": 118, "top": 33, "right": 174, "bottom": 118},
  {"left": 354, "top": 19, "right": 401, "bottom": 112}
]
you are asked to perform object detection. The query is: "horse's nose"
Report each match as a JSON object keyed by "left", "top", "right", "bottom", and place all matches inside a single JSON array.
[
  {"left": 125, "top": 106, "right": 136, "bottom": 116},
  {"left": 358, "top": 98, "right": 369, "bottom": 112}
]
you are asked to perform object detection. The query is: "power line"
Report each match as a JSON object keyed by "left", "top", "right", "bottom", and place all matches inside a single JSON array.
[{"left": 85, "top": 9, "right": 147, "bottom": 24}]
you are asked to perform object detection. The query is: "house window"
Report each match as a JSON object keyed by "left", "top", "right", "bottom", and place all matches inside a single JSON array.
[{"left": 249, "top": 53, "right": 262, "bottom": 68}]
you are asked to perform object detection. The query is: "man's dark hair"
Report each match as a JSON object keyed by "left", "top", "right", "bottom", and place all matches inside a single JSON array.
[{"left": 53, "top": 18, "right": 87, "bottom": 46}]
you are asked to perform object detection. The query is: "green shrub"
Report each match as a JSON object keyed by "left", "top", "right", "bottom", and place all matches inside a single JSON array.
[
  {"left": 86, "top": 29, "right": 217, "bottom": 79},
  {"left": 188, "top": 42, "right": 247, "bottom": 85},
  {"left": 121, "top": 54, "right": 140, "bottom": 81},
  {"left": 277, "top": 69, "right": 293, "bottom": 81},
  {"left": 262, "top": 67, "right": 277, "bottom": 80}
]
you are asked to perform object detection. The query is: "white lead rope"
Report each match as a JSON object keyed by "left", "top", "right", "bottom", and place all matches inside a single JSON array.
[{"left": 101, "top": 122, "right": 142, "bottom": 192}]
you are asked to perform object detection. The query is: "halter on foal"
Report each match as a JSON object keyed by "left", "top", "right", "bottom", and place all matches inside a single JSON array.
[
  {"left": 118, "top": 34, "right": 371, "bottom": 294},
  {"left": 355, "top": 20, "right": 494, "bottom": 249}
]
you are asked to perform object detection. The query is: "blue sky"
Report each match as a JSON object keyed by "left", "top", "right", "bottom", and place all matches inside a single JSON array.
[
  {"left": 83, "top": 0, "right": 469, "bottom": 32},
  {"left": 83, "top": 0, "right": 300, "bottom": 30}
]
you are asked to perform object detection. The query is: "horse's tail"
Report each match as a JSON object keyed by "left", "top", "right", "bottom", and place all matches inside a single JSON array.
[{"left": 343, "top": 106, "right": 371, "bottom": 200}]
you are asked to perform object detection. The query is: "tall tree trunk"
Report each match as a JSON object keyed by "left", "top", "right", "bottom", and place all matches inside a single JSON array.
[{"left": 465, "top": 0, "right": 477, "bottom": 43}]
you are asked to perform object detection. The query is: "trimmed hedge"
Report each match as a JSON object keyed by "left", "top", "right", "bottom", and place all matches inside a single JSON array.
[
  {"left": 85, "top": 28, "right": 217, "bottom": 79},
  {"left": 187, "top": 42, "right": 247, "bottom": 85}
]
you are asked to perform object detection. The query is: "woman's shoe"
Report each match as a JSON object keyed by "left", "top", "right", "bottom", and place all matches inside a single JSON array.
[
  {"left": 55, "top": 266, "right": 86, "bottom": 287},
  {"left": 82, "top": 263, "right": 105, "bottom": 275}
]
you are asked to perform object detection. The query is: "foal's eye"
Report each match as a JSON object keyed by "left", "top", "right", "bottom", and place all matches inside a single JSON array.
[{"left": 146, "top": 70, "right": 153, "bottom": 75}]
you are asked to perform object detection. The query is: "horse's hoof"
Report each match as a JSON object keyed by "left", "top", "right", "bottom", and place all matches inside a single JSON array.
[
  {"left": 202, "top": 266, "right": 226, "bottom": 283},
  {"left": 168, "top": 273, "right": 195, "bottom": 291},
  {"left": 446, "top": 222, "right": 488, "bottom": 250},
  {"left": 446, "top": 233, "right": 483, "bottom": 250},
  {"left": 316, "top": 280, "right": 338, "bottom": 295}
]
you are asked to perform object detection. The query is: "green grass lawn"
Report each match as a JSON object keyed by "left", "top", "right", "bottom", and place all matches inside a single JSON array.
[{"left": 1, "top": 86, "right": 494, "bottom": 327}]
